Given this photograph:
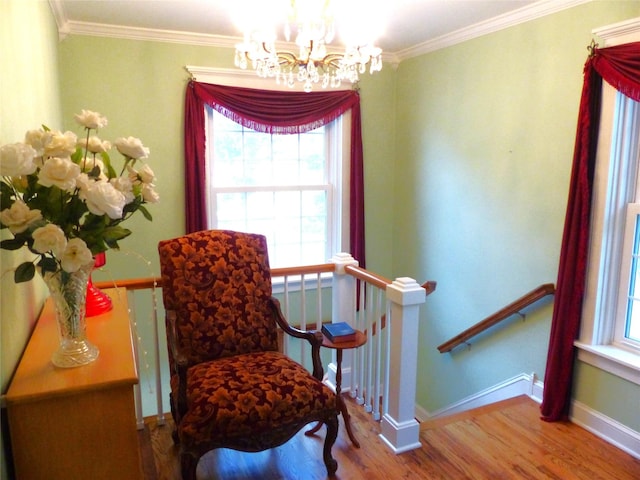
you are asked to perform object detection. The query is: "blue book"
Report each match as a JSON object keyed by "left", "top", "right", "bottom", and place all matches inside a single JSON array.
[{"left": 322, "top": 322, "right": 356, "bottom": 343}]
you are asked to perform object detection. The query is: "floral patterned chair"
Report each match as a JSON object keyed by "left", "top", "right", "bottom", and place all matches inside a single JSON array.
[{"left": 157, "top": 229, "right": 339, "bottom": 479}]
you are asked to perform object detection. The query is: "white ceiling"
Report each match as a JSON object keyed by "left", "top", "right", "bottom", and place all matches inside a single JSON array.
[{"left": 51, "top": 0, "right": 589, "bottom": 61}]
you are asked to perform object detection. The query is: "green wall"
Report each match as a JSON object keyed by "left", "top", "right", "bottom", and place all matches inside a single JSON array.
[
  {"left": 394, "top": 0, "right": 640, "bottom": 429},
  {"left": 1, "top": 1, "right": 62, "bottom": 478},
  {"left": 0, "top": 0, "right": 61, "bottom": 391}
]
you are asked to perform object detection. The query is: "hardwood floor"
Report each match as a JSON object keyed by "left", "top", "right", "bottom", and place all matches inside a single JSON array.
[{"left": 139, "top": 395, "right": 640, "bottom": 480}]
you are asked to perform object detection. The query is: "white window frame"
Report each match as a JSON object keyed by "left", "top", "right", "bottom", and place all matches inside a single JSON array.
[{"left": 575, "top": 18, "right": 640, "bottom": 385}]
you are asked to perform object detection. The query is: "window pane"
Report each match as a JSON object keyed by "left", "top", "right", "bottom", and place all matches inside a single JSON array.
[
  {"left": 625, "top": 214, "right": 640, "bottom": 342},
  {"left": 300, "top": 131, "right": 326, "bottom": 184},
  {"left": 216, "top": 193, "right": 246, "bottom": 222},
  {"left": 212, "top": 131, "right": 243, "bottom": 186},
  {"left": 273, "top": 135, "right": 300, "bottom": 185},
  {"left": 213, "top": 113, "right": 242, "bottom": 131}
]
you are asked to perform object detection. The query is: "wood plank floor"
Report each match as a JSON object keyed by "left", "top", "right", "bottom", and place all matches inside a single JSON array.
[{"left": 139, "top": 395, "right": 640, "bottom": 480}]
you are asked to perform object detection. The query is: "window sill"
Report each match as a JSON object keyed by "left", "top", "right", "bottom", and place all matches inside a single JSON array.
[{"left": 574, "top": 341, "right": 640, "bottom": 385}]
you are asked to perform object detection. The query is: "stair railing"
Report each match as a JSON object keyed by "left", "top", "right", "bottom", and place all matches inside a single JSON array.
[{"left": 437, "top": 283, "right": 556, "bottom": 354}]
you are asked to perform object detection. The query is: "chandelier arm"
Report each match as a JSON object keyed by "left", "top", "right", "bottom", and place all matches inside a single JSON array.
[{"left": 277, "top": 52, "right": 299, "bottom": 68}]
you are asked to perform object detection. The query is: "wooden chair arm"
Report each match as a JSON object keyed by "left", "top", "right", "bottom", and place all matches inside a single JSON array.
[{"left": 268, "top": 297, "right": 325, "bottom": 380}]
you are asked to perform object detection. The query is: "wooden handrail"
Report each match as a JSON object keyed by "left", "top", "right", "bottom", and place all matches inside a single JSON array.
[
  {"left": 344, "top": 264, "right": 392, "bottom": 289},
  {"left": 94, "top": 277, "right": 159, "bottom": 291},
  {"left": 437, "top": 283, "right": 555, "bottom": 353},
  {"left": 272, "top": 263, "right": 336, "bottom": 277},
  {"left": 422, "top": 280, "right": 437, "bottom": 297}
]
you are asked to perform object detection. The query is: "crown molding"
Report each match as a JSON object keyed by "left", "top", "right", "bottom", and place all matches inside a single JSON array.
[
  {"left": 50, "top": 0, "right": 591, "bottom": 63},
  {"left": 593, "top": 16, "right": 640, "bottom": 46},
  {"left": 394, "top": 0, "right": 592, "bottom": 61},
  {"left": 63, "top": 20, "right": 238, "bottom": 48}
]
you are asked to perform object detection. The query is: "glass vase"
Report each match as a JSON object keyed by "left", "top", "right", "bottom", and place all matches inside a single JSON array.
[{"left": 40, "top": 263, "right": 100, "bottom": 368}]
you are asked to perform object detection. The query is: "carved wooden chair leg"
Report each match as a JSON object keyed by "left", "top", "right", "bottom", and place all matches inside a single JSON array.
[
  {"left": 323, "top": 415, "right": 339, "bottom": 476},
  {"left": 180, "top": 452, "right": 198, "bottom": 480}
]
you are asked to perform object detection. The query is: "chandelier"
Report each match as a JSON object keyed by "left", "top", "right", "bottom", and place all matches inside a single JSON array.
[{"left": 233, "top": 0, "right": 383, "bottom": 92}]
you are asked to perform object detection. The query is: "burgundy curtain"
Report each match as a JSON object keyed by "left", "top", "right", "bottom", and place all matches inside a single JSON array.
[
  {"left": 184, "top": 81, "right": 366, "bottom": 267},
  {"left": 541, "top": 42, "right": 640, "bottom": 421}
]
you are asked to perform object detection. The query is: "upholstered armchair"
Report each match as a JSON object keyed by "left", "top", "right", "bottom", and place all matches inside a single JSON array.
[{"left": 157, "top": 229, "right": 339, "bottom": 479}]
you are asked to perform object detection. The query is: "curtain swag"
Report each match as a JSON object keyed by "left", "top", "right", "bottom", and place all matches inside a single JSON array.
[
  {"left": 541, "top": 41, "right": 640, "bottom": 422},
  {"left": 184, "top": 81, "right": 366, "bottom": 267}
]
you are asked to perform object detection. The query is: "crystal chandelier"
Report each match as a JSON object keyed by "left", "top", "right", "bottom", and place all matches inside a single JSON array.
[{"left": 234, "top": 0, "right": 383, "bottom": 92}]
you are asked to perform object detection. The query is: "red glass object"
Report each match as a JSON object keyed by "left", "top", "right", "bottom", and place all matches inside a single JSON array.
[{"left": 86, "top": 252, "right": 113, "bottom": 317}]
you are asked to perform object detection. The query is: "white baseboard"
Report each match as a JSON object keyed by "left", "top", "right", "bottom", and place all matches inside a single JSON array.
[
  {"left": 414, "top": 372, "right": 640, "bottom": 460},
  {"left": 414, "top": 372, "right": 543, "bottom": 422},
  {"left": 570, "top": 400, "right": 640, "bottom": 460}
]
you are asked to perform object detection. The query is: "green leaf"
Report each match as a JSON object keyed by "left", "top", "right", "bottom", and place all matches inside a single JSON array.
[
  {"left": 88, "top": 165, "right": 102, "bottom": 179},
  {"left": 1, "top": 181, "right": 15, "bottom": 209},
  {"left": 100, "top": 151, "right": 117, "bottom": 179},
  {"left": 103, "top": 226, "right": 132, "bottom": 242},
  {"left": 1, "top": 237, "right": 26, "bottom": 250},
  {"left": 138, "top": 205, "right": 153, "bottom": 221},
  {"left": 71, "top": 146, "right": 84, "bottom": 163},
  {"left": 14, "top": 262, "right": 35, "bottom": 283},
  {"left": 38, "top": 256, "right": 58, "bottom": 273}
]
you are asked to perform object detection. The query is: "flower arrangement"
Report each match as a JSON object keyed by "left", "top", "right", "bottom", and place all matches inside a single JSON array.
[{"left": 0, "top": 109, "right": 159, "bottom": 283}]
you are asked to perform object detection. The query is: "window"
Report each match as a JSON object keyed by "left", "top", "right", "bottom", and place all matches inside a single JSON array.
[
  {"left": 205, "top": 107, "right": 349, "bottom": 268},
  {"left": 578, "top": 86, "right": 640, "bottom": 384},
  {"left": 576, "top": 20, "right": 640, "bottom": 385},
  {"left": 598, "top": 91, "right": 640, "bottom": 353},
  {"left": 618, "top": 203, "right": 640, "bottom": 346}
]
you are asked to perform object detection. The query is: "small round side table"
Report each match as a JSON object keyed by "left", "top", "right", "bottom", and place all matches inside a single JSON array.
[{"left": 307, "top": 329, "right": 367, "bottom": 447}]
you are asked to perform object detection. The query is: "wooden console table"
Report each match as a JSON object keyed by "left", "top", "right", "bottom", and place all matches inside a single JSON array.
[{"left": 6, "top": 288, "right": 143, "bottom": 480}]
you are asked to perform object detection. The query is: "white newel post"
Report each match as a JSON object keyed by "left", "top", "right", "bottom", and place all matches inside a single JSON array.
[
  {"left": 380, "top": 277, "right": 426, "bottom": 454},
  {"left": 328, "top": 253, "right": 359, "bottom": 392}
]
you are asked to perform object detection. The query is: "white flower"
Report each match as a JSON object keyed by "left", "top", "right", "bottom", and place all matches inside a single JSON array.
[
  {"left": 141, "top": 183, "right": 160, "bottom": 203},
  {"left": 32, "top": 224, "right": 67, "bottom": 256},
  {"left": 24, "top": 129, "right": 48, "bottom": 157},
  {"left": 110, "top": 176, "right": 135, "bottom": 203},
  {"left": 38, "top": 157, "right": 81, "bottom": 191},
  {"left": 43, "top": 130, "right": 78, "bottom": 158},
  {"left": 0, "top": 201, "right": 42, "bottom": 234},
  {"left": 75, "top": 173, "right": 92, "bottom": 200},
  {"left": 78, "top": 135, "right": 111, "bottom": 154},
  {"left": 128, "top": 163, "right": 156, "bottom": 184},
  {"left": 0, "top": 143, "right": 37, "bottom": 177},
  {"left": 84, "top": 181, "right": 126, "bottom": 219},
  {"left": 60, "top": 238, "right": 94, "bottom": 273},
  {"left": 74, "top": 110, "right": 108, "bottom": 130},
  {"left": 115, "top": 136, "right": 149, "bottom": 160}
]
